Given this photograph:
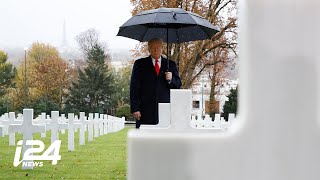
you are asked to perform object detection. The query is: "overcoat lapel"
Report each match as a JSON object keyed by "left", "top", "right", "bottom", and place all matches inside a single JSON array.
[{"left": 160, "top": 57, "right": 167, "bottom": 75}]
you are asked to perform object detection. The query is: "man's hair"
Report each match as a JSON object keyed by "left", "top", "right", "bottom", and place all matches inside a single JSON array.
[{"left": 148, "top": 38, "right": 163, "bottom": 47}]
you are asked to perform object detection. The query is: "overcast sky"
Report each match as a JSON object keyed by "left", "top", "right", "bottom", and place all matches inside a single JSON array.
[{"left": 0, "top": 0, "right": 138, "bottom": 51}]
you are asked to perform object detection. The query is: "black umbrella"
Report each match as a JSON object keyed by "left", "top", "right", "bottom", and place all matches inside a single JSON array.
[{"left": 116, "top": 7, "right": 220, "bottom": 69}]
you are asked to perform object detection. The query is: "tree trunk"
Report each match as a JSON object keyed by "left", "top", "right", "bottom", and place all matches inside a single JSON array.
[{"left": 208, "top": 65, "right": 220, "bottom": 114}]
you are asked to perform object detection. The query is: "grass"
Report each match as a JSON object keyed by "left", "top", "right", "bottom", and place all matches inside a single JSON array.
[{"left": 0, "top": 127, "right": 132, "bottom": 179}]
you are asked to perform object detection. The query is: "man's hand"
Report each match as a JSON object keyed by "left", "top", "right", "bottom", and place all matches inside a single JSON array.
[
  {"left": 165, "top": 72, "right": 172, "bottom": 81},
  {"left": 133, "top": 111, "right": 141, "bottom": 120}
]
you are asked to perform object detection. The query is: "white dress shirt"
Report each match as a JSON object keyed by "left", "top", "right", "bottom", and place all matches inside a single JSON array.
[{"left": 152, "top": 57, "right": 161, "bottom": 69}]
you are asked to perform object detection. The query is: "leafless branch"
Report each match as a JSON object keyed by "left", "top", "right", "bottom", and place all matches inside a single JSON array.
[
  {"left": 214, "top": 0, "right": 232, "bottom": 17},
  {"left": 190, "top": 60, "right": 225, "bottom": 84}
]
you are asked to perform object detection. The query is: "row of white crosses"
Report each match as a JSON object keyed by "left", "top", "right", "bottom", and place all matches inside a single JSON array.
[
  {"left": 139, "top": 102, "right": 236, "bottom": 130},
  {"left": 0, "top": 109, "right": 125, "bottom": 169},
  {"left": 0, "top": 111, "right": 125, "bottom": 143},
  {"left": 190, "top": 113, "right": 236, "bottom": 129},
  {"left": 0, "top": 110, "right": 126, "bottom": 137}
]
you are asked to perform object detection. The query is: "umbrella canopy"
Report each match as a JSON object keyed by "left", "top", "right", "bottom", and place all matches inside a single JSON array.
[{"left": 117, "top": 7, "right": 220, "bottom": 43}]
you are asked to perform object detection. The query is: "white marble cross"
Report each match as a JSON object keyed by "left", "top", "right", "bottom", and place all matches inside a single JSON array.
[
  {"left": 201, "top": 114, "right": 211, "bottom": 128},
  {"left": 228, "top": 113, "right": 235, "bottom": 125},
  {"left": 103, "top": 114, "right": 109, "bottom": 134},
  {"left": 0, "top": 113, "right": 9, "bottom": 136},
  {"left": 67, "top": 113, "right": 81, "bottom": 151},
  {"left": 78, "top": 112, "right": 87, "bottom": 145},
  {"left": 17, "top": 113, "right": 23, "bottom": 121},
  {"left": 99, "top": 114, "right": 104, "bottom": 136},
  {"left": 8, "top": 112, "right": 18, "bottom": 146},
  {"left": 40, "top": 113, "right": 47, "bottom": 138},
  {"left": 46, "top": 111, "right": 68, "bottom": 144},
  {"left": 59, "top": 114, "right": 67, "bottom": 134},
  {"left": 74, "top": 115, "right": 79, "bottom": 133},
  {"left": 107, "top": 116, "right": 114, "bottom": 133},
  {"left": 8, "top": 109, "right": 46, "bottom": 169},
  {"left": 120, "top": 117, "right": 125, "bottom": 130},
  {"left": 87, "top": 113, "right": 94, "bottom": 142},
  {"left": 190, "top": 115, "right": 197, "bottom": 128},
  {"left": 93, "top": 113, "right": 100, "bottom": 137},
  {"left": 169, "top": 90, "right": 192, "bottom": 130},
  {"left": 109, "top": 115, "right": 124, "bottom": 132},
  {"left": 212, "top": 114, "right": 221, "bottom": 129}
]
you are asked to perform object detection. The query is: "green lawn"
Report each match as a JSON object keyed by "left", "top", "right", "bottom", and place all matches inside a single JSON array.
[{"left": 0, "top": 127, "right": 131, "bottom": 179}]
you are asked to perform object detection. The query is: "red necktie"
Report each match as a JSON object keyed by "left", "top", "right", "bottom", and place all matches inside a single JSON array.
[{"left": 155, "top": 59, "right": 160, "bottom": 75}]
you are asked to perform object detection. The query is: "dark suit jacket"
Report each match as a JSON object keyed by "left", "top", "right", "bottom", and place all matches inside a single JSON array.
[{"left": 130, "top": 55, "right": 182, "bottom": 125}]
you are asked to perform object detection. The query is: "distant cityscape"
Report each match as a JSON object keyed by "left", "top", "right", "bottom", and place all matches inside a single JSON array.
[
  {"left": 1, "top": 18, "right": 135, "bottom": 67},
  {"left": 2, "top": 46, "right": 134, "bottom": 68}
]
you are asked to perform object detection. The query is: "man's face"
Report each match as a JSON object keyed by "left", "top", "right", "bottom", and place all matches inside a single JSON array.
[{"left": 148, "top": 41, "right": 162, "bottom": 60}]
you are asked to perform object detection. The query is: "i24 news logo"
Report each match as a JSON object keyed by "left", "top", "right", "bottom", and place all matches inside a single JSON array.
[{"left": 13, "top": 140, "right": 61, "bottom": 167}]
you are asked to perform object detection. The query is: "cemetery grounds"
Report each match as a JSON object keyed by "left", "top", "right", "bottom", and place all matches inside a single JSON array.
[{"left": 0, "top": 127, "right": 130, "bottom": 179}]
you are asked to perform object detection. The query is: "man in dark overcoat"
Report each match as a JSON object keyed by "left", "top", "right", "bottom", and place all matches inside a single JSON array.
[{"left": 130, "top": 38, "right": 182, "bottom": 127}]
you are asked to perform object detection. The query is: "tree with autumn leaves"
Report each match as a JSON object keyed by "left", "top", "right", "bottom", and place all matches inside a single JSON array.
[
  {"left": 130, "top": 0, "right": 238, "bottom": 114},
  {"left": 9, "top": 43, "right": 71, "bottom": 114},
  {"left": 0, "top": 30, "right": 122, "bottom": 115}
]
